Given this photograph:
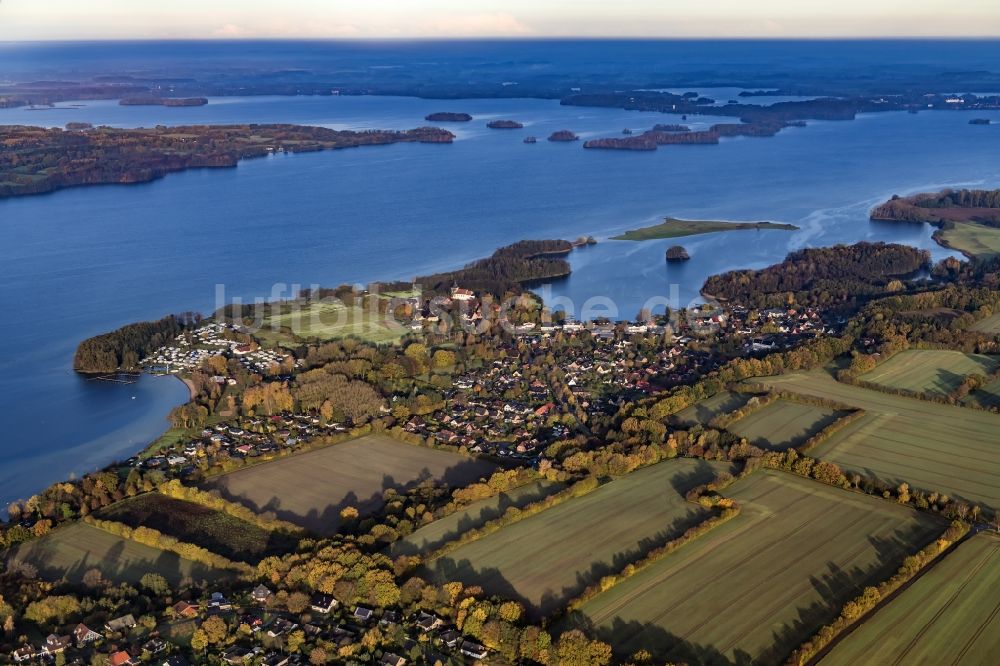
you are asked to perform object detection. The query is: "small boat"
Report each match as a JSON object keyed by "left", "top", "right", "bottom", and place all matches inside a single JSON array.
[
  {"left": 523, "top": 136, "right": 537, "bottom": 144},
  {"left": 622, "top": 128, "right": 632, "bottom": 135}
]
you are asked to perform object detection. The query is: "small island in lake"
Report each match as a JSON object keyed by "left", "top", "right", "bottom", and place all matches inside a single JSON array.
[
  {"left": 612, "top": 217, "right": 799, "bottom": 240},
  {"left": 425, "top": 112, "right": 472, "bottom": 121},
  {"left": 65, "top": 122, "right": 93, "bottom": 130},
  {"left": 119, "top": 97, "right": 208, "bottom": 107},
  {"left": 969, "top": 118, "right": 992, "bottom": 125},
  {"left": 666, "top": 245, "right": 690, "bottom": 261},
  {"left": 548, "top": 130, "right": 579, "bottom": 142},
  {"left": 871, "top": 188, "right": 1000, "bottom": 258},
  {"left": 487, "top": 119, "right": 523, "bottom": 129}
]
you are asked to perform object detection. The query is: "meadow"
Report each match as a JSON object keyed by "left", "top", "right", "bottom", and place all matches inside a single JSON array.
[
  {"left": 390, "top": 479, "right": 564, "bottom": 557},
  {"left": 727, "top": 399, "right": 845, "bottom": 450},
  {"left": 938, "top": 221, "right": 1000, "bottom": 258},
  {"left": 422, "top": 459, "right": 729, "bottom": 618},
  {"left": 260, "top": 300, "right": 408, "bottom": 345},
  {"left": 99, "top": 493, "right": 297, "bottom": 563},
  {"left": 821, "top": 532, "right": 1000, "bottom": 665},
  {"left": 671, "top": 390, "right": 751, "bottom": 427},
  {"left": 5, "top": 523, "right": 230, "bottom": 586},
  {"left": 566, "top": 470, "right": 943, "bottom": 664},
  {"left": 859, "top": 349, "right": 999, "bottom": 396},
  {"left": 759, "top": 370, "right": 1000, "bottom": 509},
  {"left": 971, "top": 312, "right": 1000, "bottom": 334},
  {"left": 205, "top": 434, "right": 496, "bottom": 533}
]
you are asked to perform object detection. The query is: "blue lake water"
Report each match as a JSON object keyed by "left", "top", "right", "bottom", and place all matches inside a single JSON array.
[{"left": 1, "top": 93, "right": 998, "bottom": 503}]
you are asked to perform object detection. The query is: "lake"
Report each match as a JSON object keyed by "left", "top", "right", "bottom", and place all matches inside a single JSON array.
[{"left": 1, "top": 92, "right": 998, "bottom": 504}]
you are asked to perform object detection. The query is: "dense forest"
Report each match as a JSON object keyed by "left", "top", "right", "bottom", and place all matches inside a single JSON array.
[
  {"left": 486, "top": 120, "right": 524, "bottom": 129},
  {"left": 73, "top": 314, "right": 199, "bottom": 373},
  {"left": 414, "top": 239, "right": 574, "bottom": 296},
  {"left": 0, "top": 124, "right": 454, "bottom": 198},
  {"left": 701, "top": 242, "right": 931, "bottom": 307},
  {"left": 584, "top": 120, "right": 789, "bottom": 150},
  {"left": 871, "top": 189, "right": 1000, "bottom": 227},
  {"left": 424, "top": 112, "right": 472, "bottom": 121}
]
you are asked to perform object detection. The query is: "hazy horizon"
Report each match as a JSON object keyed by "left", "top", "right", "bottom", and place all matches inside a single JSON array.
[{"left": 1, "top": 0, "right": 998, "bottom": 40}]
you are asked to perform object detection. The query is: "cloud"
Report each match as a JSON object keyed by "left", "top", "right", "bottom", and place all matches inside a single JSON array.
[
  {"left": 212, "top": 23, "right": 249, "bottom": 38},
  {"left": 417, "top": 12, "right": 532, "bottom": 37}
]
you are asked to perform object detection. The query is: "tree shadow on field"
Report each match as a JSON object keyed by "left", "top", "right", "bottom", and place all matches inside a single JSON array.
[{"left": 668, "top": 458, "right": 731, "bottom": 497}]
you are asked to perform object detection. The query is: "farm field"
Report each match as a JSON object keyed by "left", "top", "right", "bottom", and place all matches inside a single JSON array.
[
  {"left": 5, "top": 522, "right": 230, "bottom": 586},
  {"left": 964, "top": 379, "right": 1000, "bottom": 410},
  {"left": 422, "top": 459, "right": 730, "bottom": 618},
  {"left": 821, "top": 532, "right": 1000, "bottom": 665},
  {"left": 938, "top": 221, "right": 1000, "bottom": 258},
  {"left": 99, "top": 493, "right": 297, "bottom": 563},
  {"left": 390, "top": 479, "right": 564, "bottom": 557},
  {"left": 758, "top": 370, "right": 1000, "bottom": 509},
  {"left": 672, "top": 390, "right": 751, "bottom": 426},
  {"left": 206, "top": 434, "right": 496, "bottom": 533},
  {"left": 859, "top": 349, "right": 998, "bottom": 396},
  {"left": 971, "top": 312, "right": 1000, "bottom": 334},
  {"left": 727, "top": 399, "right": 844, "bottom": 450},
  {"left": 261, "top": 301, "right": 407, "bottom": 345},
  {"left": 566, "top": 470, "right": 943, "bottom": 665}
]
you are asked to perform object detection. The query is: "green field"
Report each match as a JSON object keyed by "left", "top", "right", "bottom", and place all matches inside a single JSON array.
[
  {"left": 759, "top": 370, "right": 1000, "bottom": 508},
  {"left": 860, "top": 349, "right": 999, "bottom": 396},
  {"left": 972, "top": 313, "right": 1000, "bottom": 334},
  {"left": 965, "top": 379, "right": 1000, "bottom": 410},
  {"left": 260, "top": 301, "right": 408, "bottom": 345},
  {"left": 672, "top": 390, "right": 752, "bottom": 427},
  {"left": 99, "top": 493, "right": 297, "bottom": 563},
  {"left": 822, "top": 532, "right": 1000, "bottom": 665},
  {"left": 390, "top": 480, "right": 564, "bottom": 557},
  {"left": 938, "top": 221, "right": 1000, "bottom": 258},
  {"left": 5, "top": 523, "right": 230, "bottom": 586},
  {"left": 566, "top": 470, "right": 943, "bottom": 664},
  {"left": 611, "top": 217, "right": 798, "bottom": 241},
  {"left": 727, "top": 399, "right": 845, "bottom": 450},
  {"left": 206, "top": 435, "right": 496, "bottom": 534},
  {"left": 423, "top": 459, "right": 730, "bottom": 618}
]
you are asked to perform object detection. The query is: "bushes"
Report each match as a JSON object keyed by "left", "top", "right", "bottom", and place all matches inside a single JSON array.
[
  {"left": 84, "top": 516, "right": 252, "bottom": 575},
  {"left": 785, "top": 520, "right": 970, "bottom": 665},
  {"left": 707, "top": 392, "right": 777, "bottom": 429},
  {"left": 158, "top": 480, "right": 302, "bottom": 534}
]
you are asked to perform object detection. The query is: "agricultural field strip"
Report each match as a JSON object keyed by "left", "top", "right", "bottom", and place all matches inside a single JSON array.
[
  {"left": 971, "top": 313, "right": 1000, "bottom": 333},
  {"left": 758, "top": 372, "right": 1000, "bottom": 506},
  {"left": 860, "top": 350, "right": 998, "bottom": 394},
  {"left": 821, "top": 534, "right": 1000, "bottom": 665},
  {"left": 673, "top": 390, "right": 751, "bottom": 425},
  {"left": 728, "top": 400, "right": 838, "bottom": 447},
  {"left": 424, "top": 460, "right": 722, "bottom": 616},
  {"left": 574, "top": 472, "right": 942, "bottom": 660}
]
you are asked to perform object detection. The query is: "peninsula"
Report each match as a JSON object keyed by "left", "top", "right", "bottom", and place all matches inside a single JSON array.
[
  {"left": 871, "top": 188, "right": 1000, "bottom": 257},
  {"left": 119, "top": 97, "right": 208, "bottom": 107},
  {"left": 612, "top": 217, "right": 799, "bottom": 241},
  {"left": 0, "top": 124, "right": 454, "bottom": 198}
]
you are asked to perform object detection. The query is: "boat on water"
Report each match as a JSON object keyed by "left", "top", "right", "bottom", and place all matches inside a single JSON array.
[{"left": 523, "top": 136, "right": 537, "bottom": 143}]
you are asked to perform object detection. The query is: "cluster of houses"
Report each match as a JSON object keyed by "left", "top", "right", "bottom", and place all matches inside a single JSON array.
[
  {"left": 141, "top": 323, "right": 292, "bottom": 376},
  {"left": 133, "top": 414, "right": 352, "bottom": 474},
  {"left": 11, "top": 614, "right": 172, "bottom": 665}
]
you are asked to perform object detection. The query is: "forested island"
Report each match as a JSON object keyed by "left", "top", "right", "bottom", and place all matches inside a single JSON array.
[
  {"left": 583, "top": 120, "right": 792, "bottom": 151},
  {"left": 548, "top": 130, "right": 579, "bottom": 142},
  {"left": 969, "top": 118, "right": 992, "bottom": 125},
  {"left": 486, "top": 119, "right": 524, "bottom": 129},
  {"left": 119, "top": 97, "right": 208, "bottom": 107},
  {"left": 425, "top": 112, "right": 472, "bottom": 121},
  {"left": 666, "top": 245, "right": 690, "bottom": 261},
  {"left": 613, "top": 217, "right": 799, "bottom": 240},
  {"left": 871, "top": 188, "right": 1000, "bottom": 258},
  {"left": 0, "top": 124, "right": 454, "bottom": 198},
  {"left": 701, "top": 242, "right": 930, "bottom": 307}
]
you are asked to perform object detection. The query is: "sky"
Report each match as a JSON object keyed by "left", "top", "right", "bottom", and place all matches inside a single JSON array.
[{"left": 0, "top": 0, "right": 998, "bottom": 40}]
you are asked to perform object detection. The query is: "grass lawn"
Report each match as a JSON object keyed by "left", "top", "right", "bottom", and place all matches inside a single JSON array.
[
  {"left": 727, "top": 399, "right": 845, "bottom": 450},
  {"left": 938, "top": 221, "right": 1000, "bottom": 258},
  {"left": 972, "top": 312, "right": 1000, "bottom": 334},
  {"left": 860, "top": 349, "right": 999, "bottom": 396},
  {"left": 422, "top": 459, "right": 730, "bottom": 618},
  {"left": 821, "top": 532, "right": 1000, "bottom": 665},
  {"left": 672, "top": 390, "right": 752, "bottom": 427},
  {"left": 758, "top": 370, "right": 1000, "bottom": 509},
  {"left": 5, "top": 522, "right": 231, "bottom": 586},
  {"left": 390, "top": 480, "right": 564, "bottom": 557},
  {"left": 205, "top": 434, "right": 496, "bottom": 534},
  {"left": 611, "top": 217, "right": 798, "bottom": 241},
  {"left": 99, "top": 493, "right": 298, "bottom": 563},
  {"left": 261, "top": 301, "right": 407, "bottom": 345},
  {"left": 565, "top": 470, "right": 943, "bottom": 665}
]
